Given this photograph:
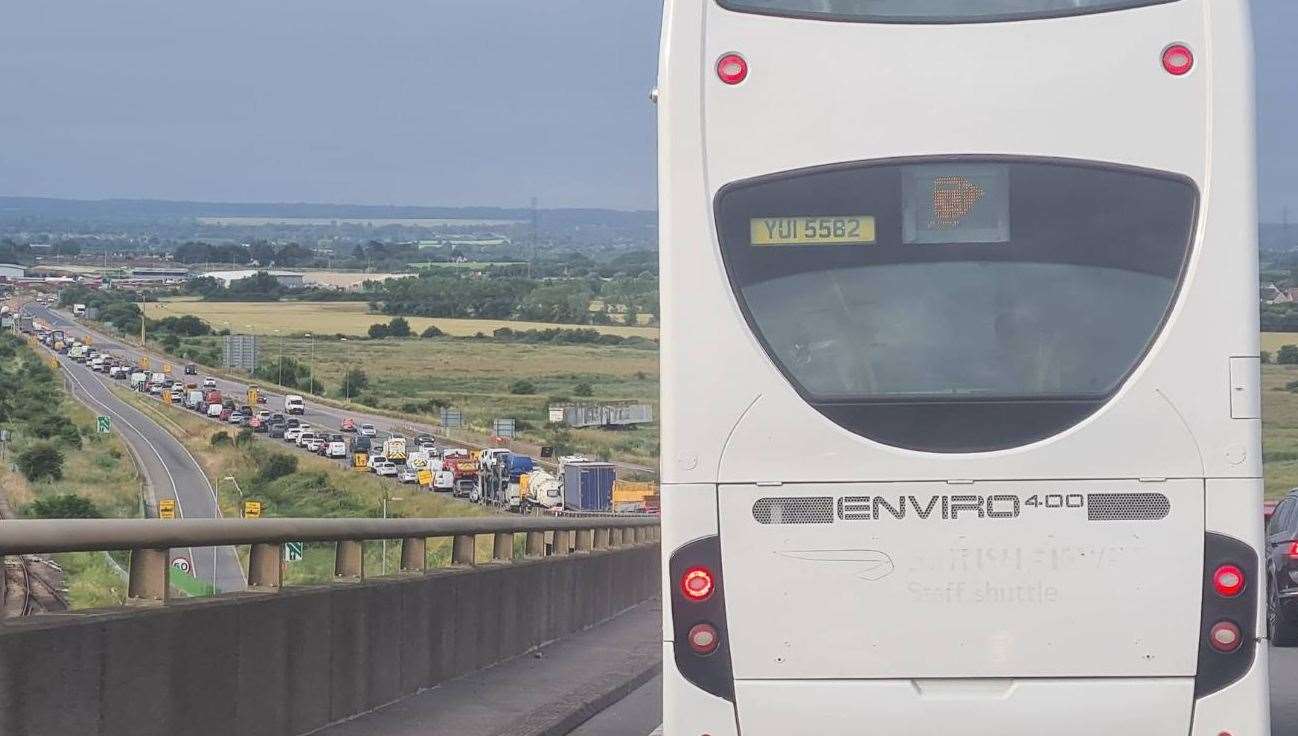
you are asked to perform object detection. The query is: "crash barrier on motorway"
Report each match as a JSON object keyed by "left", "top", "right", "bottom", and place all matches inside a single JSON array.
[{"left": 0, "top": 516, "right": 660, "bottom": 736}]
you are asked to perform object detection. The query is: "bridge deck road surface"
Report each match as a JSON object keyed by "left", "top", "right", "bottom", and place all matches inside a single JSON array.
[
  {"left": 1276, "top": 646, "right": 1298, "bottom": 732},
  {"left": 26, "top": 305, "right": 245, "bottom": 593},
  {"left": 312, "top": 600, "right": 661, "bottom": 736},
  {"left": 30, "top": 305, "right": 656, "bottom": 475}
]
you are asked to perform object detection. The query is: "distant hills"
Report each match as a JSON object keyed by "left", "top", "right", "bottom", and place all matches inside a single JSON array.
[{"left": 0, "top": 196, "right": 656, "bottom": 229}]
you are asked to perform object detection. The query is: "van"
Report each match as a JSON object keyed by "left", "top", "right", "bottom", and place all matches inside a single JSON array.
[
  {"left": 207, "top": 403, "right": 223, "bottom": 418},
  {"left": 284, "top": 395, "right": 306, "bottom": 415},
  {"left": 150, "top": 372, "right": 167, "bottom": 386}
]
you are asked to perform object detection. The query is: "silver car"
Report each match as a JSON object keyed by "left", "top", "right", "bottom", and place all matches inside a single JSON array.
[{"left": 397, "top": 467, "right": 420, "bottom": 484}]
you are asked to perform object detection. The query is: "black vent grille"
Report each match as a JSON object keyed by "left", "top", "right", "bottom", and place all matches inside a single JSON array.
[
  {"left": 1087, "top": 493, "right": 1170, "bottom": 521},
  {"left": 752, "top": 497, "right": 834, "bottom": 524}
]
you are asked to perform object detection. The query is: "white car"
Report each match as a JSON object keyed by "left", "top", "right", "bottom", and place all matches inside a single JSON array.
[
  {"left": 358, "top": 423, "right": 378, "bottom": 437},
  {"left": 372, "top": 459, "right": 398, "bottom": 477},
  {"left": 366, "top": 453, "right": 388, "bottom": 471},
  {"left": 228, "top": 412, "right": 245, "bottom": 424},
  {"left": 397, "top": 466, "right": 420, "bottom": 484},
  {"left": 202, "top": 377, "right": 217, "bottom": 389},
  {"left": 296, "top": 432, "right": 318, "bottom": 448},
  {"left": 284, "top": 426, "right": 304, "bottom": 443},
  {"left": 149, "top": 384, "right": 163, "bottom": 395},
  {"left": 257, "top": 410, "right": 271, "bottom": 421},
  {"left": 326, "top": 441, "right": 347, "bottom": 458},
  {"left": 305, "top": 437, "right": 325, "bottom": 452}
]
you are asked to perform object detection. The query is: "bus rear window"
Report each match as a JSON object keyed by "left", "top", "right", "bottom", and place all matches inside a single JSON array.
[
  {"left": 714, "top": 158, "right": 1197, "bottom": 451},
  {"left": 717, "top": 0, "right": 1179, "bottom": 23}
]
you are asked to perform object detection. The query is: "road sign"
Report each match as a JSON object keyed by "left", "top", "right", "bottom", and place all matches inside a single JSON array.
[
  {"left": 138, "top": 356, "right": 150, "bottom": 370},
  {"left": 82, "top": 335, "right": 92, "bottom": 345},
  {"left": 284, "top": 542, "right": 304, "bottom": 562},
  {"left": 493, "top": 418, "right": 516, "bottom": 439},
  {"left": 353, "top": 452, "right": 369, "bottom": 470},
  {"left": 96, "top": 416, "right": 111, "bottom": 434},
  {"left": 418, "top": 469, "right": 433, "bottom": 486},
  {"left": 243, "top": 500, "right": 262, "bottom": 519},
  {"left": 162, "top": 391, "right": 172, "bottom": 405},
  {"left": 162, "top": 362, "right": 172, "bottom": 374},
  {"left": 440, "top": 407, "right": 463, "bottom": 429},
  {"left": 540, "top": 446, "right": 554, "bottom": 458},
  {"left": 158, "top": 499, "right": 176, "bottom": 519},
  {"left": 171, "top": 557, "right": 191, "bottom": 574}
]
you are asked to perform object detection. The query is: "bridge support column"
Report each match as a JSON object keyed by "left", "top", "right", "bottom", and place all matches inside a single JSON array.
[
  {"left": 593, "top": 528, "right": 610, "bottom": 550},
  {"left": 127, "top": 547, "right": 169, "bottom": 604},
  {"left": 400, "top": 537, "right": 426, "bottom": 573},
  {"left": 248, "top": 543, "right": 282, "bottom": 590},
  {"left": 525, "top": 531, "right": 546, "bottom": 558},
  {"left": 575, "top": 529, "right": 594, "bottom": 553},
  {"left": 451, "top": 534, "right": 475, "bottom": 565},
  {"left": 334, "top": 540, "right": 363, "bottom": 581},
  {"left": 492, "top": 532, "right": 513, "bottom": 562},
  {"left": 610, "top": 528, "right": 624, "bottom": 547},
  {"left": 553, "top": 530, "right": 571, "bottom": 556}
]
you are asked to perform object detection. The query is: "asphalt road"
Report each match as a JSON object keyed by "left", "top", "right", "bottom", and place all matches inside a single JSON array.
[
  {"left": 23, "top": 304, "right": 246, "bottom": 593},
  {"left": 1274, "top": 645, "right": 1298, "bottom": 732}
]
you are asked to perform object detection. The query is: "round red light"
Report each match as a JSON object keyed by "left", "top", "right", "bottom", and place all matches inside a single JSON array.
[
  {"left": 688, "top": 623, "right": 720, "bottom": 655},
  {"left": 681, "top": 566, "right": 714, "bottom": 601},
  {"left": 1213, "top": 564, "right": 1245, "bottom": 598},
  {"left": 1162, "top": 44, "right": 1194, "bottom": 76},
  {"left": 1208, "top": 620, "right": 1242, "bottom": 653},
  {"left": 717, "top": 53, "right": 748, "bottom": 85}
]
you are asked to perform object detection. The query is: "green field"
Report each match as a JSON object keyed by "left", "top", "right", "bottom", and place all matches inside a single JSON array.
[{"left": 145, "top": 299, "right": 659, "bottom": 339}]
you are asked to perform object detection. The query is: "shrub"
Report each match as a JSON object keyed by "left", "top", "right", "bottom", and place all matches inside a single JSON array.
[
  {"left": 420, "top": 325, "right": 444, "bottom": 338},
  {"left": 1262, "top": 350, "right": 1273, "bottom": 365},
  {"left": 387, "top": 317, "right": 412, "bottom": 338},
  {"left": 210, "top": 431, "right": 232, "bottom": 446},
  {"left": 257, "top": 452, "right": 298, "bottom": 482},
  {"left": 235, "top": 428, "right": 256, "bottom": 447},
  {"left": 367, "top": 323, "right": 391, "bottom": 339},
  {"left": 510, "top": 380, "right": 537, "bottom": 395},
  {"left": 27, "top": 493, "right": 100, "bottom": 519},
  {"left": 16, "top": 442, "right": 65, "bottom": 482},
  {"left": 1279, "top": 345, "right": 1298, "bottom": 365},
  {"left": 573, "top": 382, "right": 593, "bottom": 397}
]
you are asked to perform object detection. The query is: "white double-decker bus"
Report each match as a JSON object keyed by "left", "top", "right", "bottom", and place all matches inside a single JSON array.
[{"left": 657, "top": 1, "right": 1264, "bottom": 734}]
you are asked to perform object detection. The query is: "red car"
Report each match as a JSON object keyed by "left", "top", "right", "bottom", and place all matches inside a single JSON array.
[{"left": 340, "top": 418, "right": 356, "bottom": 432}]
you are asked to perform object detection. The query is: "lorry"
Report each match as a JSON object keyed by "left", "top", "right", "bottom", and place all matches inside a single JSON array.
[
  {"left": 521, "top": 469, "right": 564, "bottom": 510},
  {"left": 150, "top": 372, "right": 167, "bottom": 388},
  {"left": 382, "top": 436, "right": 408, "bottom": 463},
  {"left": 562, "top": 462, "right": 616, "bottom": 512},
  {"left": 449, "top": 458, "right": 480, "bottom": 498},
  {"left": 17, "top": 315, "right": 34, "bottom": 333},
  {"left": 73, "top": 304, "right": 86, "bottom": 316}
]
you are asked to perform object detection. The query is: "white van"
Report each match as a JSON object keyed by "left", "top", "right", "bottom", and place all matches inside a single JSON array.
[
  {"left": 433, "top": 470, "right": 455, "bottom": 492},
  {"left": 284, "top": 395, "right": 306, "bottom": 415},
  {"left": 207, "top": 403, "right": 223, "bottom": 418}
]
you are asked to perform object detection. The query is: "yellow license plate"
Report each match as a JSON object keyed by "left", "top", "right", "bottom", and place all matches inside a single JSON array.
[{"left": 750, "top": 216, "right": 877, "bottom": 246}]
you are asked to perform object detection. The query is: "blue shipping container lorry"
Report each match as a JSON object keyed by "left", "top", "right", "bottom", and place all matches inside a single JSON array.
[
  {"left": 562, "top": 462, "right": 616, "bottom": 512},
  {"left": 507, "top": 454, "right": 535, "bottom": 481}
]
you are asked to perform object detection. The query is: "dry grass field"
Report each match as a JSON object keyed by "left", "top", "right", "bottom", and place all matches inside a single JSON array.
[{"left": 145, "top": 299, "right": 660, "bottom": 339}]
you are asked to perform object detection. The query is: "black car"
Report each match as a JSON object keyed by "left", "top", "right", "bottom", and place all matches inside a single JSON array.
[
  {"left": 285, "top": 417, "right": 301, "bottom": 429},
  {"left": 414, "top": 434, "right": 434, "bottom": 446},
  {"left": 1269, "top": 490, "right": 1298, "bottom": 645},
  {"left": 267, "top": 422, "right": 286, "bottom": 439},
  {"left": 271, "top": 413, "right": 285, "bottom": 423},
  {"left": 350, "top": 436, "right": 372, "bottom": 454},
  {"left": 184, "top": 364, "right": 197, "bottom": 375}
]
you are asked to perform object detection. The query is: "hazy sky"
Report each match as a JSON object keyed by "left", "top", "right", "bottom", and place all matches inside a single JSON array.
[{"left": 0, "top": 1, "right": 1295, "bottom": 216}]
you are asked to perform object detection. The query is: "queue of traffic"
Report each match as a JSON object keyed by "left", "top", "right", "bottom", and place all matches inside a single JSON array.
[{"left": 24, "top": 320, "right": 653, "bottom": 515}]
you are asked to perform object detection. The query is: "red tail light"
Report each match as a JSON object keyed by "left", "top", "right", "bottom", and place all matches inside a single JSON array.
[
  {"left": 681, "top": 566, "right": 715, "bottom": 601},
  {"left": 1212, "top": 565, "right": 1245, "bottom": 598},
  {"left": 688, "top": 623, "right": 720, "bottom": 655},
  {"left": 1162, "top": 44, "right": 1194, "bottom": 76},
  {"left": 717, "top": 53, "right": 748, "bottom": 85},
  {"left": 1288, "top": 541, "right": 1298, "bottom": 560},
  {"left": 1208, "top": 620, "right": 1242, "bottom": 653}
]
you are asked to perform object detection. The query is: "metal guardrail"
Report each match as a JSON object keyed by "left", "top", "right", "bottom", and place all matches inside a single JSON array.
[{"left": 0, "top": 516, "right": 660, "bottom": 609}]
